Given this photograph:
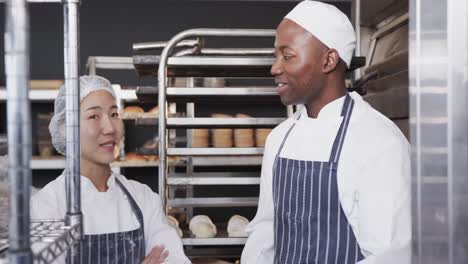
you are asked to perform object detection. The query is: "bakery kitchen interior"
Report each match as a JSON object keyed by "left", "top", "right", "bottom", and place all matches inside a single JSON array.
[{"left": 1, "top": 0, "right": 468, "bottom": 263}]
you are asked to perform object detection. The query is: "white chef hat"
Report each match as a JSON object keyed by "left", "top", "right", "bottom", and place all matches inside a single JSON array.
[
  {"left": 284, "top": 0, "right": 356, "bottom": 67},
  {"left": 49, "top": 75, "right": 116, "bottom": 155}
]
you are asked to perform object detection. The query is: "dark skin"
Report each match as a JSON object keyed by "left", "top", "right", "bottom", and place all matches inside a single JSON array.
[{"left": 271, "top": 19, "right": 348, "bottom": 118}]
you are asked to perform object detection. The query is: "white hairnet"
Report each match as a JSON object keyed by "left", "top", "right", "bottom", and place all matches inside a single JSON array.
[
  {"left": 49, "top": 75, "right": 116, "bottom": 155},
  {"left": 285, "top": 0, "right": 356, "bottom": 67}
]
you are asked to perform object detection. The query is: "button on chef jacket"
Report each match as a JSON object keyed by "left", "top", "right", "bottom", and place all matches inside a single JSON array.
[
  {"left": 241, "top": 92, "right": 411, "bottom": 264},
  {"left": 31, "top": 172, "right": 191, "bottom": 264}
]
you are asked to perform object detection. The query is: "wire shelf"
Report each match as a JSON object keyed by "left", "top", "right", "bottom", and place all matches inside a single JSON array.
[{"left": 0, "top": 220, "right": 81, "bottom": 264}]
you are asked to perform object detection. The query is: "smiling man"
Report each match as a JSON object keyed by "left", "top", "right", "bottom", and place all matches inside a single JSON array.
[{"left": 241, "top": 1, "right": 411, "bottom": 263}]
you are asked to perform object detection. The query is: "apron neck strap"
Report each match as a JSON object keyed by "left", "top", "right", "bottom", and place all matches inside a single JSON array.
[
  {"left": 115, "top": 178, "right": 145, "bottom": 230},
  {"left": 328, "top": 93, "right": 354, "bottom": 163},
  {"left": 274, "top": 93, "right": 355, "bottom": 163}
]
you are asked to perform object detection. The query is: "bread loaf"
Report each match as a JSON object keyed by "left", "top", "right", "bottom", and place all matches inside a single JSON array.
[
  {"left": 189, "top": 215, "right": 217, "bottom": 238},
  {"left": 124, "top": 106, "right": 144, "bottom": 113},
  {"left": 234, "top": 114, "right": 254, "bottom": 147},
  {"left": 212, "top": 114, "right": 233, "bottom": 148},
  {"left": 227, "top": 214, "right": 249, "bottom": 237}
]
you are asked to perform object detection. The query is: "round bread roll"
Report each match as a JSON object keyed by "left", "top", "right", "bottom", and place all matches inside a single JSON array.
[
  {"left": 166, "top": 215, "right": 183, "bottom": 238},
  {"left": 142, "top": 138, "right": 158, "bottom": 150},
  {"left": 189, "top": 215, "right": 217, "bottom": 238},
  {"left": 124, "top": 106, "right": 144, "bottom": 113},
  {"left": 167, "top": 156, "right": 181, "bottom": 164},
  {"left": 143, "top": 155, "right": 159, "bottom": 162},
  {"left": 149, "top": 106, "right": 159, "bottom": 114},
  {"left": 211, "top": 113, "right": 232, "bottom": 119},
  {"left": 203, "top": 77, "right": 226, "bottom": 88},
  {"left": 227, "top": 215, "right": 249, "bottom": 237},
  {"left": 167, "top": 215, "right": 179, "bottom": 226},
  {"left": 125, "top": 152, "right": 147, "bottom": 162}
]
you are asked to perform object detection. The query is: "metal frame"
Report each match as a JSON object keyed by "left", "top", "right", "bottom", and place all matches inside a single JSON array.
[
  {"left": 3, "top": 0, "right": 83, "bottom": 262},
  {"left": 410, "top": 0, "right": 468, "bottom": 263},
  {"left": 365, "top": 12, "right": 409, "bottom": 68},
  {"left": 5, "top": 0, "right": 32, "bottom": 262},
  {"left": 153, "top": 29, "right": 283, "bottom": 248},
  {"left": 86, "top": 56, "right": 133, "bottom": 75},
  {"left": 157, "top": 28, "right": 276, "bottom": 214},
  {"left": 30, "top": 220, "right": 80, "bottom": 264}
]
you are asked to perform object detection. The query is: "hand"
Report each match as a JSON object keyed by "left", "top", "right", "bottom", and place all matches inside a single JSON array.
[{"left": 141, "top": 245, "right": 169, "bottom": 264}]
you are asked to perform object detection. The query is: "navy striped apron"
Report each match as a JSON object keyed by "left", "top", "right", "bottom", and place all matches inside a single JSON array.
[
  {"left": 67, "top": 178, "right": 146, "bottom": 264},
  {"left": 273, "top": 94, "right": 364, "bottom": 264}
]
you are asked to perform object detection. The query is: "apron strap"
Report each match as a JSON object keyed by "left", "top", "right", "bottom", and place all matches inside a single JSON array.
[
  {"left": 275, "top": 93, "right": 354, "bottom": 164},
  {"left": 275, "top": 114, "right": 301, "bottom": 158},
  {"left": 115, "top": 178, "right": 146, "bottom": 254},
  {"left": 328, "top": 93, "right": 354, "bottom": 163}
]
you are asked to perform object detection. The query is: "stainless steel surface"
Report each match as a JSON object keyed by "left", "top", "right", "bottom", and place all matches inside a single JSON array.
[
  {"left": 167, "top": 172, "right": 260, "bottom": 185},
  {"left": 5, "top": 0, "right": 33, "bottom": 262},
  {"left": 168, "top": 177, "right": 260, "bottom": 185},
  {"left": 87, "top": 56, "right": 96, "bottom": 75},
  {"left": 410, "top": 0, "right": 468, "bottom": 263},
  {"left": 0, "top": 0, "right": 61, "bottom": 2},
  {"left": 167, "top": 197, "right": 258, "bottom": 207},
  {"left": 0, "top": 86, "right": 133, "bottom": 102},
  {"left": 364, "top": 13, "right": 408, "bottom": 69},
  {"left": 158, "top": 29, "right": 275, "bottom": 213},
  {"left": 134, "top": 54, "right": 364, "bottom": 77},
  {"left": 133, "top": 39, "right": 200, "bottom": 51},
  {"left": 30, "top": 159, "right": 189, "bottom": 170},
  {"left": 86, "top": 56, "right": 133, "bottom": 74},
  {"left": 185, "top": 98, "right": 195, "bottom": 221},
  {"left": 63, "top": 2, "right": 83, "bottom": 261},
  {"left": 371, "top": 12, "right": 409, "bottom": 40},
  {"left": 168, "top": 56, "right": 274, "bottom": 66},
  {"left": 171, "top": 47, "right": 274, "bottom": 57},
  {"left": 166, "top": 56, "right": 364, "bottom": 68},
  {"left": 135, "top": 86, "right": 281, "bottom": 103},
  {"left": 166, "top": 117, "right": 284, "bottom": 128},
  {"left": 0, "top": 220, "right": 81, "bottom": 263},
  {"left": 353, "top": 0, "right": 361, "bottom": 78},
  {"left": 167, "top": 148, "right": 264, "bottom": 156},
  {"left": 190, "top": 156, "right": 263, "bottom": 166},
  {"left": 198, "top": 48, "right": 274, "bottom": 56},
  {"left": 31, "top": 159, "right": 66, "bottom": 170},
  {"left": 167, "top": 87, "right": 278, "bottom": 96},
  {"left": 0, "top": 90, "right": 59, "bottom": 102},
  {"left": 29, "top": 220, "right": 80, "bottom": 264}
]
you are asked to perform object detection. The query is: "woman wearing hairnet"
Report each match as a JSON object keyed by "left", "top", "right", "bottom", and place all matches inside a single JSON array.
[{"left": 31, "top": 75, "right": 191, "bottom": 264}]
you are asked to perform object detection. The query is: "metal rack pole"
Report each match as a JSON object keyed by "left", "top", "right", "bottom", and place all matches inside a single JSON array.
[
  {"left": 158, "top": 28, "right": 275, "bottom": 211},
  {"left": 63, "top": 0, "right": 83, "bottom": 260},
  {"left": 5, "top": 0, "right": 33, "bottom": 262}
]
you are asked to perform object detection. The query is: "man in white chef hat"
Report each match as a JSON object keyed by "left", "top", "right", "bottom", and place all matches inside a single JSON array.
[{"left": 241, "top": 1, "right": 411, "bottom": 263}]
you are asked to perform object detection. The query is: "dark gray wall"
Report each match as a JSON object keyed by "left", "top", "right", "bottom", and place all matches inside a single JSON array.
[
  {"left": 0, "top": 0, "right": 349, "bottom": 84},
  {"left": 1, "top": 0, "right": 351, "bottom": 222}
]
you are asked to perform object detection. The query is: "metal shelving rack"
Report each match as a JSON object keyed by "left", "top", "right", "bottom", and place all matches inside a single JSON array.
[
  {"left": 1, "top": 0, "right": 83, "bottom": 263},
  {"left": 131, "top": 28, "right": 285, "bottom": 249},
  {"left": 135, "top": 28, "right": 365, "bottom": 250}
]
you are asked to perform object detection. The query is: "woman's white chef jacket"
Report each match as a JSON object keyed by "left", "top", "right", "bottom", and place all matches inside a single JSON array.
[{"left": 31, "top": 172, "right": 191, "bottom": 264}]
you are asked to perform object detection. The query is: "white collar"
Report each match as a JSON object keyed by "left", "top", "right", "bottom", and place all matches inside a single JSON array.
[
  {"left": 297, "top": 95, "right": 346, "bottom": 123},
  {"left": 80, "top": 172, "right": 117, "bottom": 194}
]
